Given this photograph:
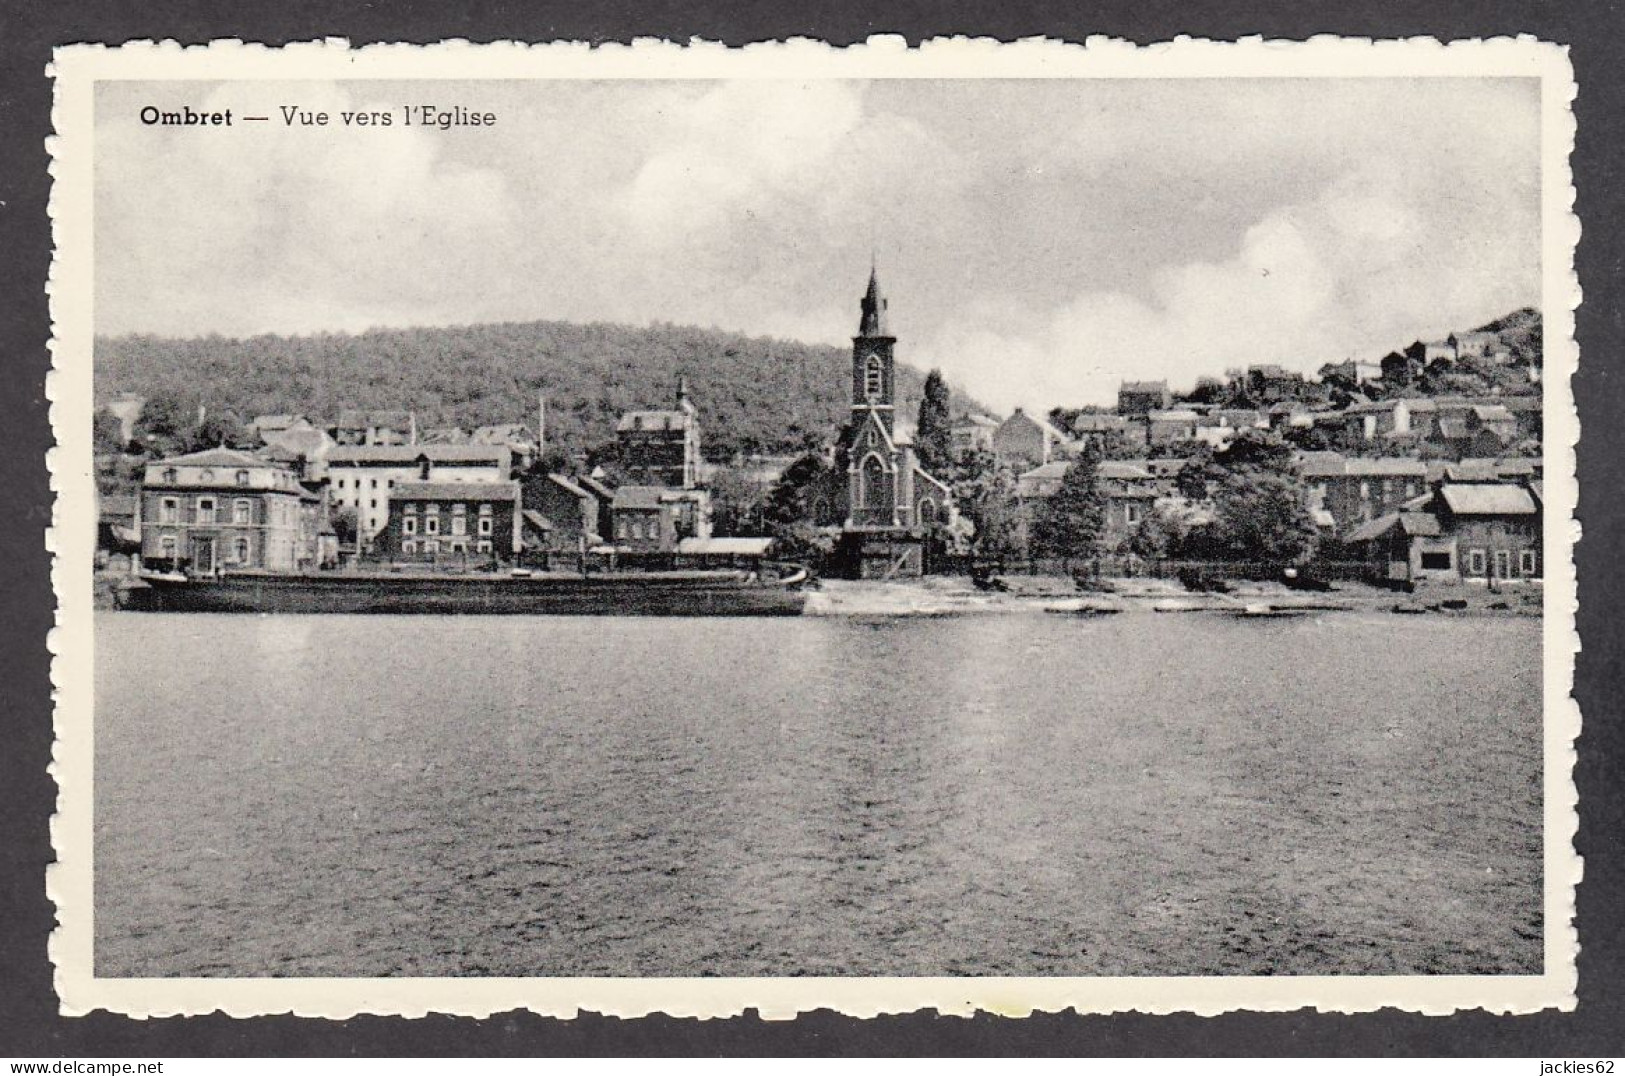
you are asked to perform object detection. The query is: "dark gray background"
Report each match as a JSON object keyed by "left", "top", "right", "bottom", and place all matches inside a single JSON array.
[{"left": 2, "top": 1, "right": 1620, "bottom": 1056}]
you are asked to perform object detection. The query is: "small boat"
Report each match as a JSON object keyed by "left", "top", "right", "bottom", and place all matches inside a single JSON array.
[
  {"left": 1231, "top": 603, "right": 1309, "bottom": 618},
  {"left": 116, "top": 565, "right": 812, "bottom": 617}
]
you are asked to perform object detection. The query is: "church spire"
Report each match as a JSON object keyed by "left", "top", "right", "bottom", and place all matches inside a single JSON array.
[{"left": 858, "top": 265, "right": 890, "bottom": 338}]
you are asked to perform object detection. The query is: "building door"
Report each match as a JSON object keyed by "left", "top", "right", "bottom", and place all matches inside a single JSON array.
[
  {"left": 1494, "top": 550, "right": 1512, "bottom": 580},
  {"left": 191, "top": 536, "right": 216, "bottom": 575}
]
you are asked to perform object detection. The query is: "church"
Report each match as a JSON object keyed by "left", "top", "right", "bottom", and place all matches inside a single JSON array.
[{"left": 832, "top": 268, "right": 954, "bottom": 578}]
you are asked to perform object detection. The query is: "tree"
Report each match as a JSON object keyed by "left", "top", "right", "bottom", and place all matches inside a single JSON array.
[
  {"left": 1030, "top": 443, "right": 1106, "bottom": 562},
  {"left": 1203, "top": 430, "right": 1318, "bottom": 564},
  {"left": 133, "top": 390, "right": 199, "bottom": 455},
  {"left": 706, "top": 465, "right": 768, "bottom": 537},
  {"left": 914, "top": 368, "right": 953, "bottom": 474},
  {"left": 189, "top": 409, "right": 247, "bottom": 452},
  {"left": 92, "top": 408, "right": 126, "bottom": 455},
  {"left": 331, "top": 507, "right": 360, "bottom": 549},
  {"left": 763, "top": 451, "right": 833, "bottom": 530},
  {"left": 967, "top": 466, "right": 1022, "bottom": 561}
]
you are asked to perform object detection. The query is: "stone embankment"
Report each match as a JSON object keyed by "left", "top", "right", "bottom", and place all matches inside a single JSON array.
[{"left": 804, "top": 575, "right": 1541, "bottom": 618}]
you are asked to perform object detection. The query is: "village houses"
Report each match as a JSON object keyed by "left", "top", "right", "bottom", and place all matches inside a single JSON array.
[{"left": 139, "top": 447, "right": 329, "bottom": 573}]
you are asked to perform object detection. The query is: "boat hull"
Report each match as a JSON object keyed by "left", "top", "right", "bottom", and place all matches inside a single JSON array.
[{"left": 119, "top": 571, "right": 810, "bottom": 617}]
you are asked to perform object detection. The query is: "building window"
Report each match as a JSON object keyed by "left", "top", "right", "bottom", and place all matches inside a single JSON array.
[
  {"left": 159, "top": 535, "right": 177, "bottom": 560},
  {"left": 477, "top": 516, "right": 493, "bottom": 536},
  {"left": 235, "top": 469, "right": 250, "bottom": 486},
  {"left": 865, "top": 355, "right": 883, "bottom": 400},
  {"left": 425, "top": 516, "right": 439, "bottom": 535},
  {"left": 1520, "top": 550, "right": 1538, "bottom": 576},
  {"left": 1420, "top": 551, "right": 1452, "bottom": 571},
  {"left": 232, "top": 536, "right": 250, "bottom": 563},
  {"left": 403, "top": 517, "right": 417, "bottom": 536},
  {"left": 425, "top": 539, "right": 439, "bottom": 554},
  {"left": 476, "top": 540, "right": 492, "bottom": 553},
  {"left": 1125, "top": 503, "right": 1143, "bottom": 525},
  {"left": 451, "top": 516, "right": 467, "bottom": 536},
  {"left": 160, "top": 496, "right": 179, "bottom": 524},
  {"left": 162, "top": 467, "right": 178, "bottom": 483},
  {"left": 196, "top": 497, "right": 216, "bottom": 524},
  {"left": 479, "top": 503, "right": 493, "bottom": 515},
  {"left": 450, "top": 540, "right": 467, "bottom": 553},
  {"left": 1467, "top": 548, "right": 1487, "bottom": 576},
  {"left": 233, "top": 499, "right": 252, "bottom": 524},
  {"left": 370, "top": 478, "right": 378, "bottom": 489},
  {"left": 452, "top": 503, "right": 467, "bottom": 515},
  {"left": 617, "top": 520, "right": 628, "bottom": 539},
  {"left": 402, "top": 540, "right": 416, "bottom": 554},
  {"left": 1358, "top": 481, "right": 1370, "bottom": 499},
  {"left": 199, "top": 469, "right": 214, "bottom": 483},
  {"left": 403, "top": 503, "right": 417, "bottom": 514}
]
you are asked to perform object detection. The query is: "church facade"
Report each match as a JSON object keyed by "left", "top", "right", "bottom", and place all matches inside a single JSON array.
[{"left": 834, "top": 269, "right": 953, "bottom": 578}]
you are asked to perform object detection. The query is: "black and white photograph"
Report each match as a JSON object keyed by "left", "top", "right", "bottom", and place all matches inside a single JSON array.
[{"left": 48, "top": 38, "right": 1577, "bottom": 1018}]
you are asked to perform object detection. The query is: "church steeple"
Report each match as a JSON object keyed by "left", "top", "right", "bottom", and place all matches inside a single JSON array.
[
  {"left": 851, "top": 267, "right": 897, "bottom": 433},
  {"left": 858, "top": 266, "right": 890, "bottom": 338}
]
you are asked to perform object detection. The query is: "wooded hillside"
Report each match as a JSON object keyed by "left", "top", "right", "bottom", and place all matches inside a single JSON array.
[{"left": 94, "top": 321, "right": 974, "bottom": 460}]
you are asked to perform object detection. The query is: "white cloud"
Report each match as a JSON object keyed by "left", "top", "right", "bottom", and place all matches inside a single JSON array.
[{"left": 94, "top": 78, "right": 1540, "bottom": 417}]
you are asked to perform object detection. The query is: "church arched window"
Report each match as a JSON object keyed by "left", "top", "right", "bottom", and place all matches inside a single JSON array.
[
  {"left": 860, "top": 454, "right": 886, "bottom": 511},
  {"left": 864, "top": 355, "right": 884, "bottom": 401},
  {"left": 919, "top": 498, "right": 937, "bottom": 525}
]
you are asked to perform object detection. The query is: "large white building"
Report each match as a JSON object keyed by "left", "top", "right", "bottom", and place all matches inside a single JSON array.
[{"left": 327, "top": 443, "right": 512, "bottom": 539}]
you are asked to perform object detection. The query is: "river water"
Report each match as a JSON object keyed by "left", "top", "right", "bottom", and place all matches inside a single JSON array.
[{"left": 93, "top": 610, "right": 1542, "bottom": 977}]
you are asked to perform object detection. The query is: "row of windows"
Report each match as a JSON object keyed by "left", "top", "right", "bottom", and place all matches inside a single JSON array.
[
  {"left": 158, "top": 496, "right": 285, "bottom": 525},
  {"left": 157, "top": 467, "right": 273, "bottom": 487},
  {"left": 400, "top": 502, "right": 494, "bottom": 514},
  {"left": 1464, "top": 548, "right": 1539, "bottom": 577},
  {"left": 616, "top": 518, "right": 659, "bottom": 541},
  {"left": 401, "top": 516, "right": 494, "bottom": 537},
  {"left": 400, "top": 539, "right": 492, "bottom": 555},
  {"left": 154, "top": 534, "right": 254, "bottom": 563}
]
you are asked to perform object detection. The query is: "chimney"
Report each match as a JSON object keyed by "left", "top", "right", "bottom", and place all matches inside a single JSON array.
[{"left": 417, "top": 453, "right": 431, "bottom": 481}]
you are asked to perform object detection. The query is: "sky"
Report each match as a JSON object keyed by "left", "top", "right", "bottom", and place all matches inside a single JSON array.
[{"left": 94, "top": 77, "right": 1541, "bottom": 412}]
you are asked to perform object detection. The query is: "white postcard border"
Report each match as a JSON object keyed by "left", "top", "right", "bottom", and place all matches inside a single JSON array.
[{"left": 46, "top": 34, "right": 1581, "bottom": 1019}]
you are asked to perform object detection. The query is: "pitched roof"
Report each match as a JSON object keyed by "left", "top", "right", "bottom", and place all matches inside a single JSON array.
[
  {"left": 1342, "top": 458, "right": 1428, "bottom": 477},
  {"left": 544, "top": 473, "right": 595, "bottom": 501},
  {"left": 612, "top": 485, "right": 669, "bottom": 509},
  {"left": 1345, "top": 510, "right": 1443, "bottom": 542},
  {"left": 1119, "top": 380, "right": 1169, "bottom": 393},
  {"left": 1018, "top": 461, "right": 1071, "bottom": 481},
  {"left": 392, "top": 480, "right": 518, "bottom": 502},
  {"left": 1147, "top": 409, "right": 1200, "bottom": 422},
  {"left": 521, "top": 509, "right": 554, "bottom": 532},
  {"left": 471, "top": 424, "right": 533, "bottom": 444},
  {"left": 150, "top": 447, "right": 271, "bottom": 469},
  {"left": 1297, "top": 452, "right": 1349, "bottom": 477},
  {"left": 954, "top": 414, "right": 1000, "bottom": 429},
  {"left": 617, "top": 410, "right": 692, "bottom": 432},
  {"left": 1096, "top": 460, "right": 1156, "bottom": 481},
  {"left": 677, "top": 536, "right": 774, "bottom": 556},
  {"left": 335, "top": 409, "right": 413, "bottom": 429},
  {"left": 250, "top": 413, "right": 306, "bottom": 431},
  {"left": 1437, "top": 418, "right": 1470, "bottom": 439},
  {"left": 1439, "top": 483, "right": 1537, "bottom": 515},
  {"left": 576, "top": 474, "right": 616, "bottom": 502},
  {"left": 327, "top": 444, "right": 510, "bottom": 465},
  {"left": 261, "top": 426, "right": 333, "bottom": 458}
]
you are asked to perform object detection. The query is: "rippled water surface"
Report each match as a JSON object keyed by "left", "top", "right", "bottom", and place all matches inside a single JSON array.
[{"left": 94, "top": 611, "right": 1542, "bottom": 977}]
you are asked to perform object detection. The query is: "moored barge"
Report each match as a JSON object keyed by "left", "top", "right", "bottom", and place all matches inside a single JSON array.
[{"left": 117, "top": 566, "right": 811, "bottom": 617}]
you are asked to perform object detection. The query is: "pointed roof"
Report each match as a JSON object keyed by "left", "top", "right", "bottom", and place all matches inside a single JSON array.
[{"left": 858, "top": 267, "right": 890, "bottom": 337}]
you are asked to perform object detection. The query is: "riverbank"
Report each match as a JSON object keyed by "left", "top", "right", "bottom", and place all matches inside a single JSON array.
[{"left": 805, "top": 574, "right": 1542, "bottom": 618}]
